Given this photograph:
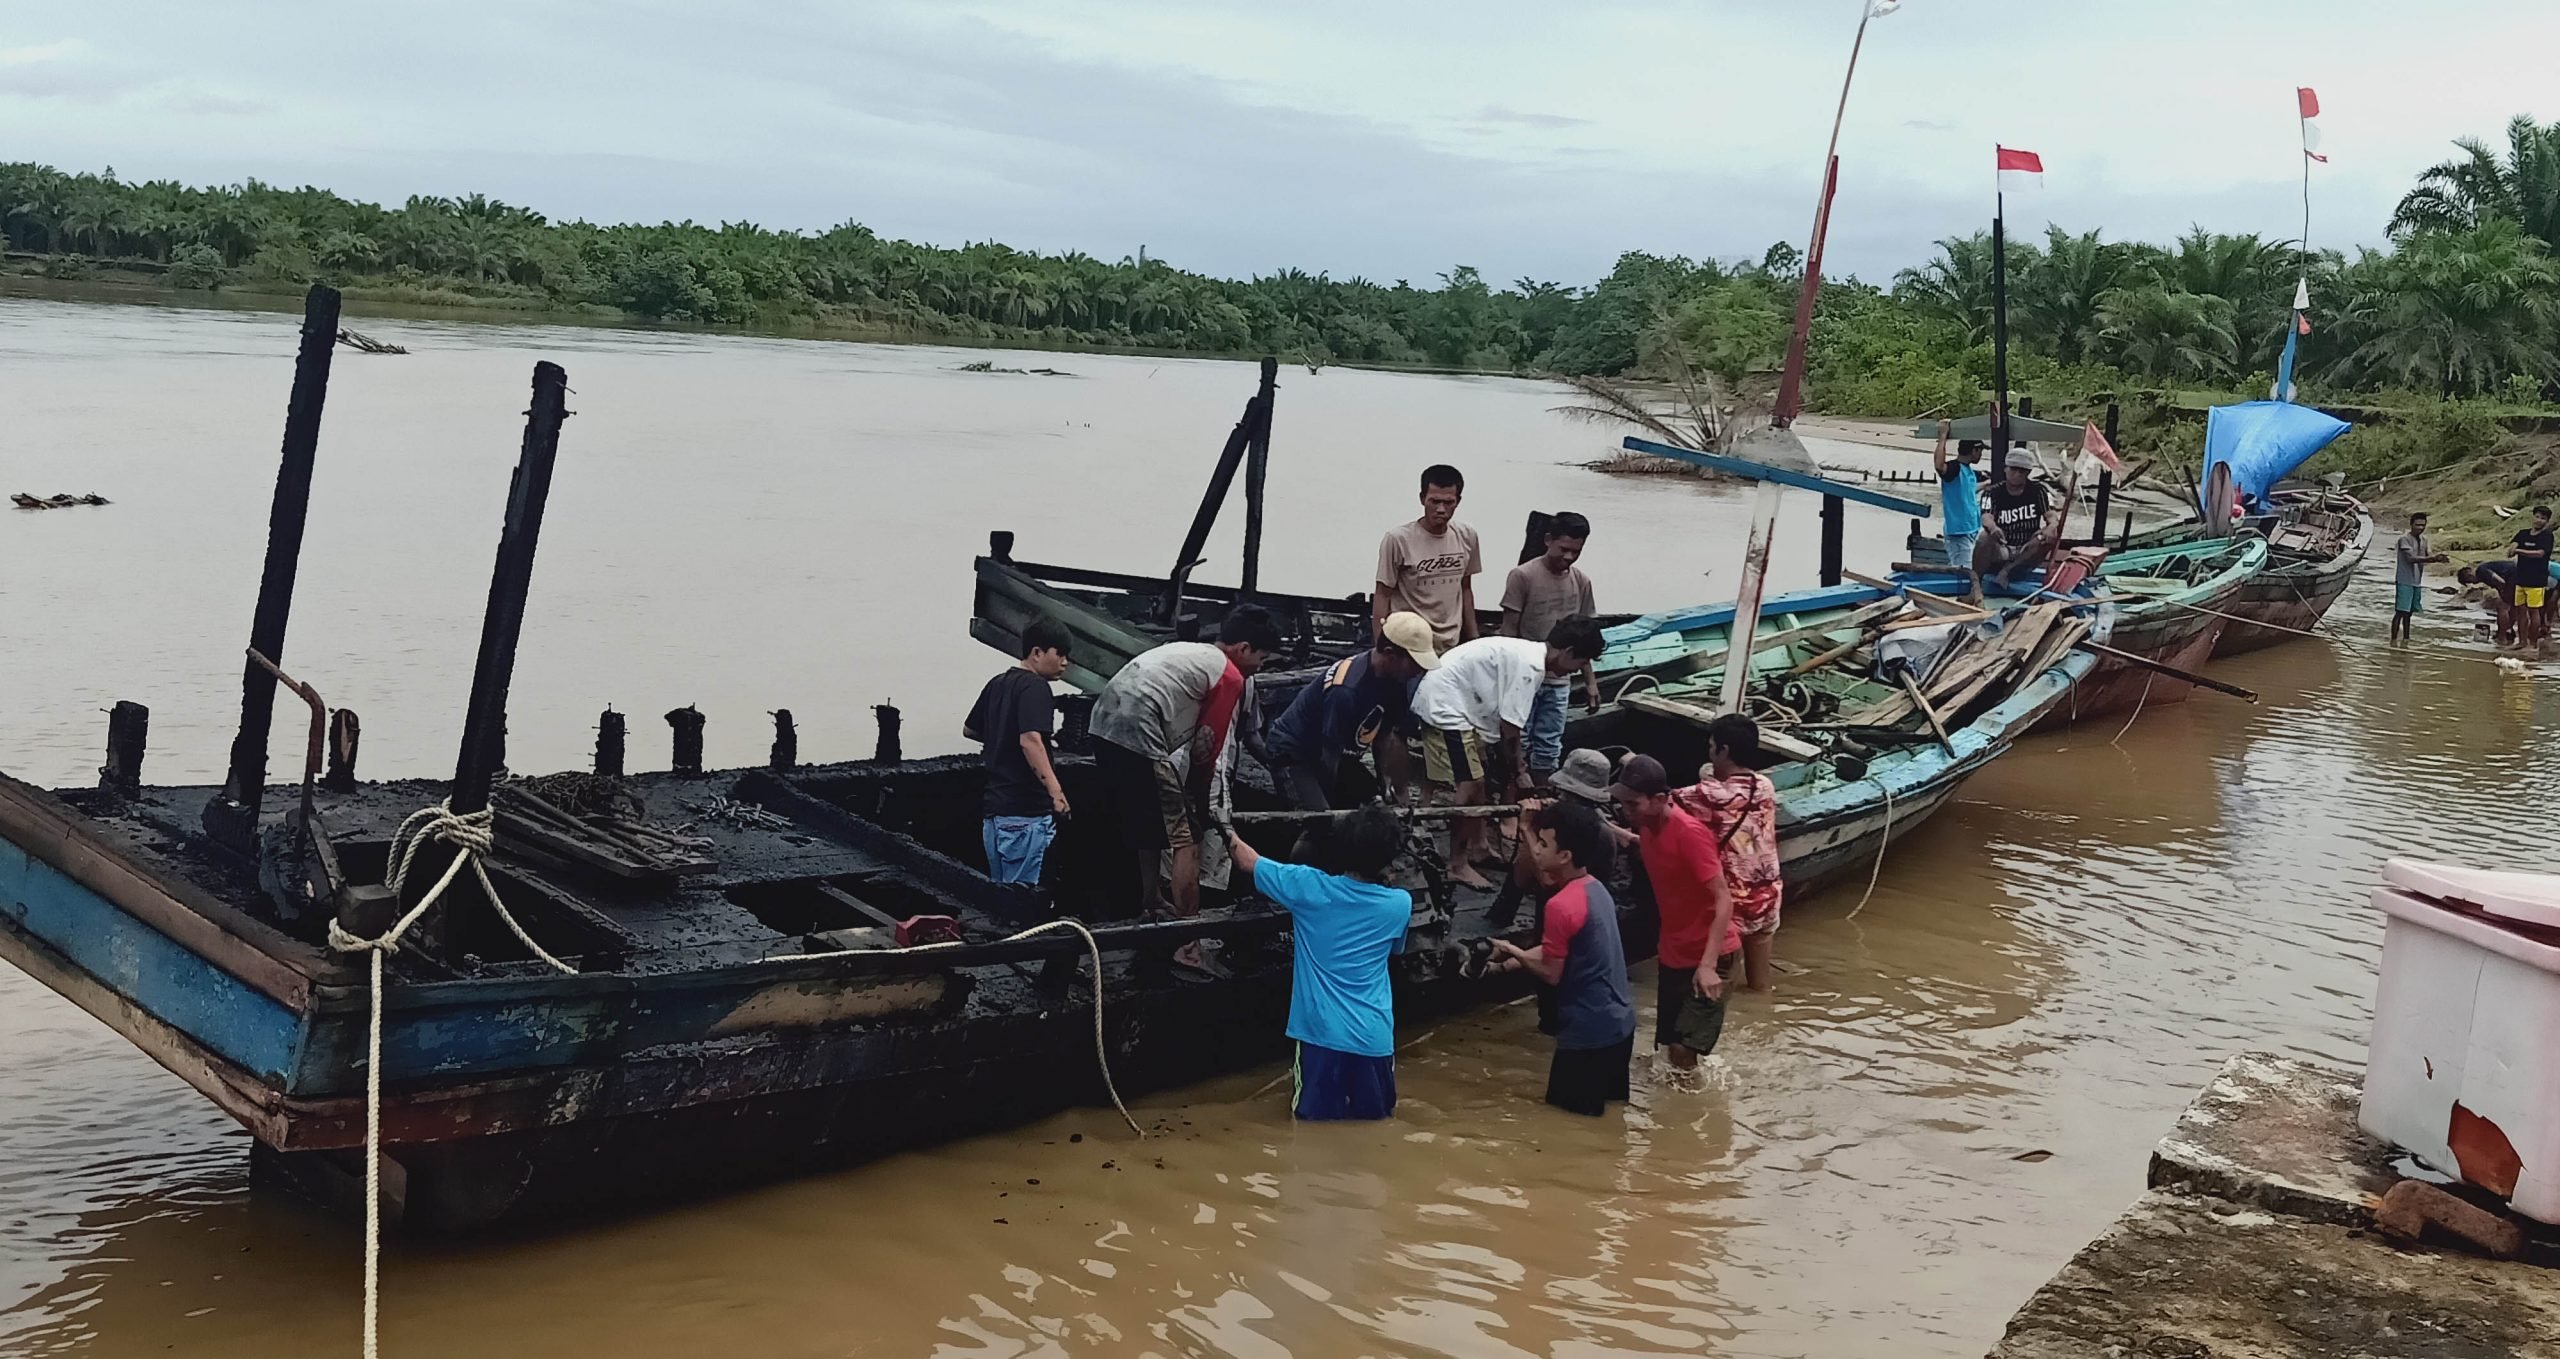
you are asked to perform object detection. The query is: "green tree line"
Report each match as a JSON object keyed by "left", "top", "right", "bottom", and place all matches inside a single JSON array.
[{"left": 3, "top": 114, "right": 2555, "bottom": 405}]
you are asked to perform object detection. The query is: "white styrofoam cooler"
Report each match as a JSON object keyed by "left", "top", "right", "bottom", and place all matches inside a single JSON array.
[{"left": 2359, "top": 858, "right": 2560, "bottom": 1224}]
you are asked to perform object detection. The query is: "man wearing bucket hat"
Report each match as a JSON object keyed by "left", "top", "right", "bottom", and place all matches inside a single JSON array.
[{"left": 1263, "top": 611, "right": 1440, "bottom": 815}]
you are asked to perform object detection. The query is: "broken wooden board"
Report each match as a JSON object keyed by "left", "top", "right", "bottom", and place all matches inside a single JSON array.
[{"left": 1618, "top": 692, "right": 1826, "bottom": 761}]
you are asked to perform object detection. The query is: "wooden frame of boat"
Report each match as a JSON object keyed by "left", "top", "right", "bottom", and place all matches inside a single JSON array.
[{"left": 2124, "top": 489, "right": 2375, "bottom": 656}]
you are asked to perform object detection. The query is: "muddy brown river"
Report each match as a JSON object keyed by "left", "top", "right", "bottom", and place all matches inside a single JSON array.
[{"left": 2, "top": 296, "right": 2554, "bottom": 1357}]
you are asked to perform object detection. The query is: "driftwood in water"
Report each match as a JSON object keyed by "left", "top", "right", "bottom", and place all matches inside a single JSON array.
[{"left": 335, "top": 328, "right": 407, "bottom": 355}]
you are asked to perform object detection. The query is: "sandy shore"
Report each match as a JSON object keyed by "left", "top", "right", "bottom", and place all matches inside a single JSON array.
[{"left": 1795, "top": 413, "right": 1930, "bottom": 453}]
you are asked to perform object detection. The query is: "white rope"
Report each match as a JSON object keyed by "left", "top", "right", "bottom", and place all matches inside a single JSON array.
[
  {"left": 2112, "top": 672, "right": 2156, "bottom": 746},
  {"left": 1844, "top": 776, "right": 1897, "bottom": 920},
  {"left": 327, "top": 803, "right": 1143, "bottom": 1359}
]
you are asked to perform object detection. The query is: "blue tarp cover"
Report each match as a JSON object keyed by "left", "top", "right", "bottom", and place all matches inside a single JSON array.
[{"left": 2201, "top": 402, "right": 2351, "bottom": 511}]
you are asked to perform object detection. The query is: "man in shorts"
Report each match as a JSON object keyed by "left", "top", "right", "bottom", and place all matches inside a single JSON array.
[
  {"left": 2391, "top": 511, "right": 2447, "bottom": 643},
  {"left": 1932, "top": 417, "right": 1985, "bottom": 602},
  {"left": 1610, "top": 754, "right": 1740, "bottom": 1083},
  {"left": 2512, "top": 505, "right": 2554, "bottom": 651},
  {"left": 1088, "top": 608, "right": 1283, "bottom": 962},
  {"left": 1227, "top": 805, "right": 1411, "bottom": 1120},
  {"left": 1978, "top": 455, "right": 2052, "bottom": 591},
  {"left": 1491, "top": 798, "right": 1635, "bottom": 1117},
  {"left": 2458, "top": 560, "right": 2520, "bottom": 644},
  {"left": 1411, "top": 618, "right": 1609, "bottom": 890}
]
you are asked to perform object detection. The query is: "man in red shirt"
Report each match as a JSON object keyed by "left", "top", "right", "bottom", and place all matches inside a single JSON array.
[{"left": 1610, "top": 754, "right": 1739, "bottom": 1078}]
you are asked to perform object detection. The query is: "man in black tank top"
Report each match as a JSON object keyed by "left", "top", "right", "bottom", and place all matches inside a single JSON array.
[{"left": 1975, "top": 451, "right": 2053, "bottom": 590}]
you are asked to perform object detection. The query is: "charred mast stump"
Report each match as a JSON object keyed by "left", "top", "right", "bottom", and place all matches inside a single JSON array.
[
  {"left": 1160, "top": 366, "right": 1276, "bottom": 623},
  {"left": 206, "top": 284, "right": 342, "bottom": 851},
  {"left": 1239, "top": 356, "right": 1278, "bottom": 598},
  {"left": 769, "top": 710, "right": 798, "bottom": 771},
  {"left": 594, "top": 707, "right": 626, "bottom": 777},
  {"left": 873, "top": 703, "right": 902, "bottom": 762},
  {"left": 404, "top": 362, "right": 572, "bottom": 944},
  {"left": 100, "top": 701, "right": 149, "bottom": 799},
  {"left": 666, "top": 706, "right": 705, "bottom": 774},
  {"left": 323, "top": 709, "right": 360, "bottom": 792}
]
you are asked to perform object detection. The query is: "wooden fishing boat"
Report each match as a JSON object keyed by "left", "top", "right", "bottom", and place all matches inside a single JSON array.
[{"left": 2124, "top": 489, "right": 2373, "bottom": 656}]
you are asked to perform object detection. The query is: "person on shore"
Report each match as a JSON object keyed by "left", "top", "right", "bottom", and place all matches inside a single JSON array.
[
  {"left": 963, "top": 617, "right": 1075, "bottom": 886},
  {"left": 1673, "top": 714, "right": 1784, "bottom": 992},
  {"left": 1088, "top": 608, "right": 1283, "bottom": 966},
  {"left": 2511, "top": 505, "right": 2553, "bottom": 650},
  {"left": 1227, "top": 806, "right": 1411, "bottom": 1121},
  {"left": 1374, "top": 465, "right": 1483, "bottom": 652},
  {"left": 1932, "top": 419, "right": 1985, "bottom": 602},
  {"left": 1491, "top": 798, "right": 1636, "bottom": 1117},
  {"left": 1413, "top": 618, "right": 1610, "bottom": 890},
  {"left": 1263, "top": 612, "right": 1438, "bottom": 816},
  {"left": 2391, "top": 512, "right": 2449, "bottom": 643},
  {"left": 1978, "top": 455, "right": 2052, "bottom": 592},
  {"left": 1499, "top": 512, "right": 1602, "bottom": 782},
  {"left": 1608, "top": 755, "right": 1740, "bottom": 1084}
]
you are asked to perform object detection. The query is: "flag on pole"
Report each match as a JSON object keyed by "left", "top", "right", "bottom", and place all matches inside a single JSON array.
[
  {"left": 2081, "top": 420, "right": 2123, "bottom": 474},
  {"left": 1996, "top": 146, "right": 2044, "bottom": 194},
  {"left": 1868, "top": 0, "right": 1902, "bottom": 15},
  {"left": 2298, "top": 87, "right": 2328, "bottom": 163}
]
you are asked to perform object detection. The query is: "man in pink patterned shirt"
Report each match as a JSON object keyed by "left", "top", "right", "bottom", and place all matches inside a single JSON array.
[{"left": 1672, "top": 714, "right": 1784, "bottom": 992}]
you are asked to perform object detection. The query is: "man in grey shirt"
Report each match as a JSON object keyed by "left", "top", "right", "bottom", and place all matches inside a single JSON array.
[{"left": 2391, "top": 510, "right": 2445, "bottom": 643}]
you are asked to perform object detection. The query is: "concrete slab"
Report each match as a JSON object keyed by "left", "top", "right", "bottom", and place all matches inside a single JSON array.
[
  {"left": 1989, "top": 1191, "right": 2560, "bottom": 1359},
  {"left": 2148, "top": 1050, "right": 2398, "bottom": 1227}
]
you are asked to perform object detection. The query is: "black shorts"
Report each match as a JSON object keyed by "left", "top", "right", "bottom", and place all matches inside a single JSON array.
[
  {"left": 1544, "top": 1035, "right": 1634, "bottom": 1116},
  {"left": 1092, "top": 738, "right": 1195, "bottom": 853},
  {"left": 1656, "top": 954, "right": 1738, "bottom": 1054}
]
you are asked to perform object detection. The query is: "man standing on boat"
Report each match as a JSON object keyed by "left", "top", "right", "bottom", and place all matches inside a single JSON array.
[
  {"left": 1673, "top": 714, "right": 1783, "bottom": 993},
  {"left": 1412, "top": 619, "right": 1609, "bottom": 890},
  {"left": 963, "top": 617, "right": 1075, "bottom": 885},
  {"left": 1491, "top": 798, "right": 1636, "bottom": 1117},
  {"left": 2511, "top": 505, "right": 2553, "bottom": 651},
  {"left": 1499, "top": 511, "right": 1602, "bottom": 782},
  {"left": 1088, "top": 608, "right": 1284, "bottom": 966},
  {"left": 1375, "top": 465, "right": 1483, "bottom": 652},
  {"left": 2391, "top": 512, "right": 2449, "bottom": 643},
  {"left": 1978, "top": 455, "right": 2052, "bottom": 592},
  {"left": 1263, "top": 611, "right": 1438, "bottom": 816},
  {"left": 1227, "top": 806, "right": 1411, "bottom": 1121},
  {"left": 1931, "top": 419, "right": 1985, "bottom": 602},
  {"left": 1609, "top": 755, "right": 1740, "bottom": 1087}
]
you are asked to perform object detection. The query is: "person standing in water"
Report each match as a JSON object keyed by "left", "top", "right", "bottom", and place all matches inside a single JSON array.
[
  {"left": 1674, "top": 714, "right": 1784, "bottom": 992},
  {"left": 1227, "top": 806, "right": 1412, "bottom": 1122},
  {"left": 2511, "top": 505, "right": 2554, "bottom": 651},
  {"left": 2390, "top": 511, "right": 2448, "bottom": 643},
  {"left": 1491, "top": 799, "right": 1635, "bottom": 1117}
]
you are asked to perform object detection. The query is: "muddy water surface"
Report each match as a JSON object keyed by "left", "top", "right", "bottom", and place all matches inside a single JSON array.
[{"left": 4, "top": 298, "right": 2557, "bottom": 1357}]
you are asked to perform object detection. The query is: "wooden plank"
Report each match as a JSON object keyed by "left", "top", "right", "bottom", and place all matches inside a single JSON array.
[
  {"left": 1612, "top": 597, "right": 1905, "bottom": 692},
  {"left": 1898, "top": 671, "right": 1956, "bottom": 755},
  {"left": 1619, "top": 693, "right": 1825, "bottom": 760},
  {"left": 1843, "top": 570, "right": 1974, "bottom": 616},
  {"left": 1883, "top": 608, "right": 1990, "bottom": 631},
  {"left": 1619, "top": 438, "right": 1935, "bottom": 515}
]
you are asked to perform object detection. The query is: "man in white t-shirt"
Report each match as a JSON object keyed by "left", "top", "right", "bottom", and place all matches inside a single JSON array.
[{"left": 1412, "top": 617, "right": 1608, "bottom": 889}]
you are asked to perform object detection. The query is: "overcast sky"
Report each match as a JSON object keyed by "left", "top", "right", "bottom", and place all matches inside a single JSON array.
[{"left": 3, "top": 1, "right": 2553, "bottom": 288}]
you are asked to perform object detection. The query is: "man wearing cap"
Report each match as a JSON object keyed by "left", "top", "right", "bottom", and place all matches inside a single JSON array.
[
  {"left": 1411, "top": 618, "right": 1610, "bottom": 890},
  {"left": 1263, "top": 613, "right": 1438, "bottom": 815},
  {"left": 1610, "top": 754, "right": 1740, "bottom": 1083}
]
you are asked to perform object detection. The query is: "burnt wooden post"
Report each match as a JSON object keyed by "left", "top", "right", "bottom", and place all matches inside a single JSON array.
[
  {"left": 1160, "top": 380, "right": 1263, "bottom": 621},
  {"left": 2090, "top": 401, "right": 2120, "bottom": 547},
  {"left": 988, "top": 530, "right": 1014, "bottom": 563},
  {"left": 1239, "top": 356, "right": 1278, "bottom": 597},
  {"left": 595, "top": 707, "right": 626, "bottom": 777},
  {"left": 450, "top": 361, "right": 572, "bottom": 817},
  {"left": 666, "top": 705, "right": 705, "bottom": 774},
  {"left": 207, "top": 284, "right": 341, "bottom": 846},
  {"left": 323, "top": 709, "right": 360, "bottom": 792},
  {"left": 1818, "top": 494, "right": 1846, "bottom": 587},
  {"left": 2120, "top": 511, "right": 2135, "bottom": 551},
  {"left": 770, "top": 709, "right": 798, "bottom": 771},
  {"left": 873, "top": 702, "right": 903, "bottom": 762},
  {"left": 100, "top": 701, "right": 148, "bottom": 798}
]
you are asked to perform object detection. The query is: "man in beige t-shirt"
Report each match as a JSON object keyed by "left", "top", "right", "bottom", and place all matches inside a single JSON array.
[{"left": 1374, "top": 464, "right": 1482, "bottom": 651}]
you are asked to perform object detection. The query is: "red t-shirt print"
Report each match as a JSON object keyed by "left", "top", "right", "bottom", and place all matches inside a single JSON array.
[{"left": 1639, "top": 805, "right": 1738, "bottom": 969}]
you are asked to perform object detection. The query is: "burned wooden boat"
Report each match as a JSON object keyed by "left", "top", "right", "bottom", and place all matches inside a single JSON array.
[
  {"left": 2125, "top": 488, "right": 2373, "bottom": 656},
  {"left": 0, "top": 296, "right": 1598, "bottom": 1233}
]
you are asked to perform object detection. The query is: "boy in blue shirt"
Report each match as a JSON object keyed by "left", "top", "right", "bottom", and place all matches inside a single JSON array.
[
  {"left": 1227, "top": 805, "right": 1413, "bottom": 1120},
  {"left": 1932, "top": 416, "right": 1985, "bottom": 603}
]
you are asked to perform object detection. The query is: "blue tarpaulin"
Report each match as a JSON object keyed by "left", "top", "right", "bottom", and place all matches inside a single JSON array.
[{"left": 2201, "top": 402, "right": 2352, "bottom": 513}]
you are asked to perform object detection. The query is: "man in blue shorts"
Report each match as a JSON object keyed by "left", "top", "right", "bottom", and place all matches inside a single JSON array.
[
  {"left": 1932, "top": 417, "right": 1985, "bottom": 603},
  {"left": 1228, "top": 805, "right": 1412, "bottom": 1120}
]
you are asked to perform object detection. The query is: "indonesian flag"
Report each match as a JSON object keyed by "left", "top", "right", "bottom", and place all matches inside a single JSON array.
[
  {"left": 2081, "top": 420, "right": 2123, "bottom": 474},
  {"left": 2299, "top": 87, "right": 2328, "bottom": 163},
  {"left": 1997, "top": 146, "right": 2044, "bottom": 195}
]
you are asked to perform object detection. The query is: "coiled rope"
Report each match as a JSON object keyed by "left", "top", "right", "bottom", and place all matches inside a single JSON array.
[{"left": 328, "top": 802, "right": 1138, "bottom": 1359}]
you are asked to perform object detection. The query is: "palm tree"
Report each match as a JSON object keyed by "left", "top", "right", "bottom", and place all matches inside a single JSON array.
[
  {"left": 2020, "top": 227, "right": 2132, "bottom": 365},
  {"left": 2323, "top": 220, "right": 2559, "bottom": 396},
  {"left": 2390, "top": 114, "right": 2560, "bottom": 248},
  {"left": 2096, "top": 285, "right": 2238, "bottom": 385},
  {"left": 1893, "top": 233, "right": 2007, "bottom": 344}
]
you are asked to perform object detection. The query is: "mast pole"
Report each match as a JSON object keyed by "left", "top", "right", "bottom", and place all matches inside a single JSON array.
[{"left": 1991, "top": 190, "right": 2011, "bottom": 480}]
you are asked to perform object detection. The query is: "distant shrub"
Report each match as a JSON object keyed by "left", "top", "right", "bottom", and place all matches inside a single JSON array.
[{"left": 167, "top": 244, "right": 224, "bottom": 290}]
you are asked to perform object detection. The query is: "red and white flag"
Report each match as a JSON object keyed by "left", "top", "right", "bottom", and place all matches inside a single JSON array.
[
  {"left": 1996, "top": 146, "right": 2044, "bottom": 195},
  {"left": 2080, "top": 420, "right": 2123, "bottom": 474},
  {"left": 2298, "top": 87, "right": 2328, "bottom": 163},
  {"left": 2293, "top": 278, "right": 2313, "bottom": 334}
]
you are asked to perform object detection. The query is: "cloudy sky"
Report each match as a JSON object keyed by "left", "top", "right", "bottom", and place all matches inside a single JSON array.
[{"left": 3, "top": 1, "right": 2553, "bottom": 287}]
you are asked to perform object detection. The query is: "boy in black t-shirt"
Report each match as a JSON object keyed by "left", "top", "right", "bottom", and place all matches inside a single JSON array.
[
  {"left": 1976, "top": 456, "right": 2053, "bottom": 591},
  {"left": 964, "top": 617, "right": 1074, "bottom": 884},
  {"left": 2512, "top": 505, "right": 2555, "bottom": 651}
]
